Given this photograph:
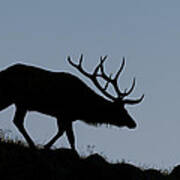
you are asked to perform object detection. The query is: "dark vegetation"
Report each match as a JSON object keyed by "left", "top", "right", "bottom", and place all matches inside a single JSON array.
[{"left": 0, "top": 139, "right": 179, "bottom": 180}]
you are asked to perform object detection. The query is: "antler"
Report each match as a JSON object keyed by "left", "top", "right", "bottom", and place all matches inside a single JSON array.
[
  {"left": 67, "top": 54, "right": 116, "bottom": 101},
  {"left": 97, "top": 57, "right": 136, "bottom": 98},
  {"left": 67, "top": 54, "right": 144, "bottom": 104}
]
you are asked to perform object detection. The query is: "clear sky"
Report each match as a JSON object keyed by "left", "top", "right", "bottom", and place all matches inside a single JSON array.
[{"left": 0, "top": 0, "right": 180, "bottom": 170}]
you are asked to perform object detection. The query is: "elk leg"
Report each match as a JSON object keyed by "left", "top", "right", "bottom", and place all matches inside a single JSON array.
[
  {"left": 44, "top": 119, "right": 66, "bottom": 149},
  {"left": 13, "top": 107, "right": 35, "bottom": 148},
  {"left": 66, "top": 122, "right": 75, "bottom": 150}
]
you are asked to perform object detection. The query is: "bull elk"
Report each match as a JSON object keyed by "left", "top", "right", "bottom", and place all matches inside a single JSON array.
[{"left": 0, "top": 55, "right": 144, "bottom": 150}]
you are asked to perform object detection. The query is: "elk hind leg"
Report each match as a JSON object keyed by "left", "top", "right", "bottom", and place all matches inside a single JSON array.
[{"left": 13, "top": 107, "right": 35, "bottom": 148}]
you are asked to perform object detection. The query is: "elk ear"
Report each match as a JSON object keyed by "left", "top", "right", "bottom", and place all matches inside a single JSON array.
[{"left": 123, "top": 94, "right": 144, "bottom": 105}]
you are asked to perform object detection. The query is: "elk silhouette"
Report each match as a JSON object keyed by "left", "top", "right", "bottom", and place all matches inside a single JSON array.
[{"left": 0, "top": 55, "right": 144, "bottom": 150}]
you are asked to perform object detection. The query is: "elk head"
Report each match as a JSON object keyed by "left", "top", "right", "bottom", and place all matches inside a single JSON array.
[{"left": 67, "top": 54, "right": 144, "bottom": 129}]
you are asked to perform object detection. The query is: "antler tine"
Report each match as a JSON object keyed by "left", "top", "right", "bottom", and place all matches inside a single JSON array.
[
  {"left": 110, "top": 57, "right": 136, "bottom": 99},
  {"left": 93, "top": 55, "right": 107, "bottom": 76},
  {"left": 107, "top": 57, "right": 125, "bottom": 98},
  {"left": 96, "top": 56, "right": 114, "bottom": 84},
  {"left": 67, "top": 56, "right": 78, "bottom": 68},
  {"left": 67, "top": 54, "right": 91, "bottom": 78},
  {"left": 114, "top": 57, "right": 125, "bottom": 81},
  {"left": 123, "top": 77, "right": 136, "bottom": 96},
  {"left": 103, "top": 73, "right": 113, "bottom": 91},
  {"left": 123, "top": 94, "right": 144, "bottom": 105},
  {"left": 67, "top": 54, "right": 83, "bottom": 68},
  {"left": 78, "top": 54, "right": 83, "bottom": 68},
  {"left": 100, "top": 55, "right": 108, "bottom": 63}
]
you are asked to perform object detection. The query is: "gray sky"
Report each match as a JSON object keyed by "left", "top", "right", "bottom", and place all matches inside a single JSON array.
[{"left": 0, "top": 0, "right": 180, "bottom": 170}]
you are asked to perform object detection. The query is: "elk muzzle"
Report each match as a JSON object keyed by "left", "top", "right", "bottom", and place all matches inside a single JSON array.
[{"left": 127, "top": 120, "right": 137, "bottom": 129}]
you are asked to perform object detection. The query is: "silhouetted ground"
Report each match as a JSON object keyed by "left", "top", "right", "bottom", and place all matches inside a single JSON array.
[{"left": 0, "top": 139, "right": 179, "bottom": 179}]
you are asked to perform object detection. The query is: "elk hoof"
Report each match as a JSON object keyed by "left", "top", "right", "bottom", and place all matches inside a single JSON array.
[{"left": 44, "top": 144, "right": 51, "bottom": 149}]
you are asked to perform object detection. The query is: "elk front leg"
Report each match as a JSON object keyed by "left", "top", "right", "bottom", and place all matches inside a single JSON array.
[
  {"left": 44, "top": 119, "right": 66, "bottom": 149},
  {"left": 13, "top": 106, "right": 35, "bottom": 148},
  {"left": 66, "top": 123, "right": 75, "bottom": 151},
  {"left": 44, "top": 120, "right": 75, "bottom": 150}
]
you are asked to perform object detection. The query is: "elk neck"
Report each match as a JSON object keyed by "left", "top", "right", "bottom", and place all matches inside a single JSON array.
[{"left": 80, "top": 93, "right": 115, "bottom": 125}]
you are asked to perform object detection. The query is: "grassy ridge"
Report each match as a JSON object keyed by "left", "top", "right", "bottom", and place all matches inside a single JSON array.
[{"left": 0, "top": 139, "right": 179, "bottom": 179}]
